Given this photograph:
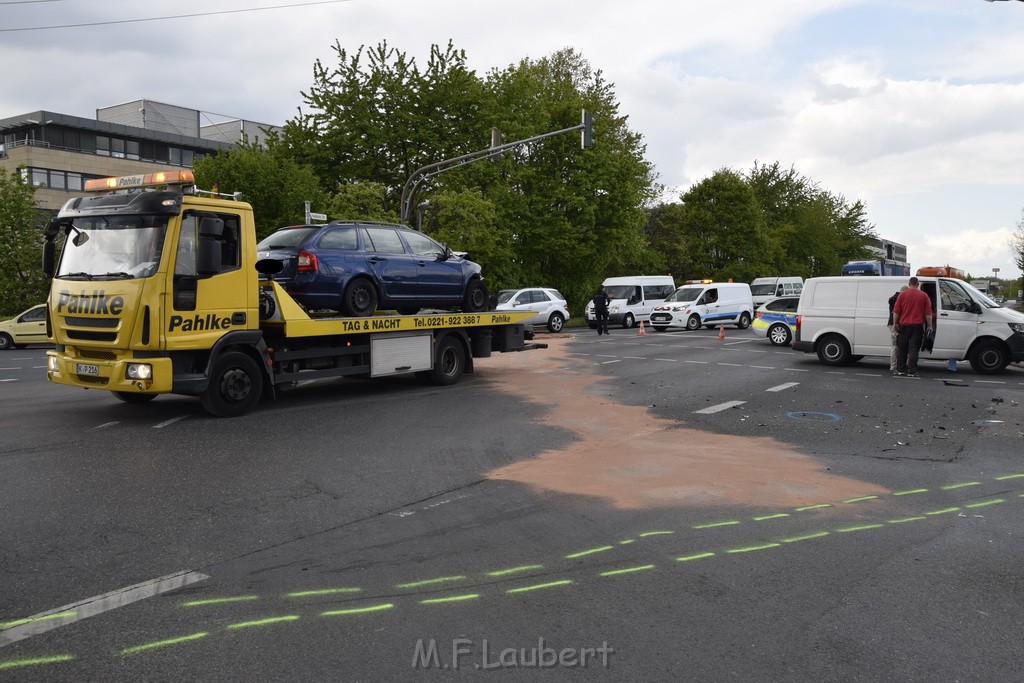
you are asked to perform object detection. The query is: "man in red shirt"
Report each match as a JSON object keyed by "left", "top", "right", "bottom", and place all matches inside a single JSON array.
[{"left": 892, "top": 276, "right": 934, "bottom": 377}]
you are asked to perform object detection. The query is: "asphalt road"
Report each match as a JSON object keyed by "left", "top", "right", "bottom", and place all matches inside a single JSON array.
[{"left": 1, "top": 328, "right": 1023, "bottom": 681}]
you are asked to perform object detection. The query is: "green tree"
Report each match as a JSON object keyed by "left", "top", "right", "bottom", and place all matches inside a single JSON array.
[
  {"left": 1010, "top": 208, "right": 1024, "bottom": 277},
  {"left": 326, "top": 182, "right": 399, "bottom": 223},
  {"left": 192, "top": 141, "right": 324, "bottom": 240},
  {"left": 0, "top": 170, "right": 48, "bottom": 315},
  {"left": 676, "top": 168, "right": 772, "bottom": 282}
]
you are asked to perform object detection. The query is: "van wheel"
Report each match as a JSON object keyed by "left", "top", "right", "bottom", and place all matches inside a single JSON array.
[
  {"left": 736, "top": 312, "right": 752, "bottom": 329},
  {"left": 816, "top": 334, "right": 851, "bottom": 366},
  {"left": 969, "top": 341, "right": 1008, "bottom": 374},
  {"left": 200, "top": 351, "right": 264, "bottom": 417},
  {"left": 622, "top": 313, "right": 635, "bottom": 329},
  {"left": 767, "top": 323, "right": 791, "bottom": 346},
  {"left": 686, "top": 314, "right": 701, "bottom": 331}
]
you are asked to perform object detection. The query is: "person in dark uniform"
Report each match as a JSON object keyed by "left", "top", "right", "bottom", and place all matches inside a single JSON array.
[{"left": 593, "top": 285, "right": 610, "bottom": 335}]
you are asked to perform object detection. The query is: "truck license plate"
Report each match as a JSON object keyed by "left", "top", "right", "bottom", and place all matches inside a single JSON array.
[{"left": 76, "top": 363, "right": 99, "bottom": 376}]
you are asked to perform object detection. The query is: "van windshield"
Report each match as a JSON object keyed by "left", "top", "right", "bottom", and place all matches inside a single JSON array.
[
  {"left": 750, "top": 284, "right": 777, "bottom": 296},
  {"left": 665, "top": 286, "right": 703, "bottom": 303},
  {"left": 605, "top": 285, "right": 635, "bottom": 300}
]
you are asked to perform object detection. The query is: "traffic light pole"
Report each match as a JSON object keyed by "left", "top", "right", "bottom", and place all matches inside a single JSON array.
[{"left": 400, "top": 110, "right": 593, "bottom": 225}]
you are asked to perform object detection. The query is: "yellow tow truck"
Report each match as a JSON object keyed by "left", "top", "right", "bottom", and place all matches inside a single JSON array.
[{"left": 42, "top": 170, "right": 540, "bottom": 416}]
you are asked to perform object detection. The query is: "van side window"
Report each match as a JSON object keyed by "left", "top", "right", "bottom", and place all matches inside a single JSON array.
[
  {"left": 705, "top": 289, "right": 718, "bottom": 304},
  {"left": 940, "top": 280, "right": 973, "bottom": 312},
  {"left": 644, "top": 284, "right": 673, "bottom": 300}
]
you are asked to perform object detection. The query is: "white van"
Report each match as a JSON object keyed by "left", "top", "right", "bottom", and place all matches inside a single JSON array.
[
  {"left": 586, "top": 275, "right": 675, "bottom": 329},
  {"left": 750, "top": 276, "right": 803, "bottom": 307},
  {"left": 793, "top": 276, "right": 1024, "bottom": 374},
  {"left": 649, "top": 282, "right": 754, "bottom": 331}
]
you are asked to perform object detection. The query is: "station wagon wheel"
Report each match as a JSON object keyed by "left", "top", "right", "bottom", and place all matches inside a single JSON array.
[
  {"left": 0, "top": 333, "right": 13, "bottom": 350},
  {"left": 816, "top": 333, "right": 851, "bottom": 366},
  {"left": 547, "top": 312, "right": 565, "bottom": 333},
  {"left": 737, "top": 312, "right": 752, "bottom": 329},
  {"left": 462, "top": 279, "right": 489, "bottom": 312},
  {"left": 343, "top": 277, "right": 378, "bottom": 317},
  {"left": 686, "top": 314, "right": 701, "bottom": 331},
  {"left": 768, "top": 323, "right": 791, "bottom": 346}
]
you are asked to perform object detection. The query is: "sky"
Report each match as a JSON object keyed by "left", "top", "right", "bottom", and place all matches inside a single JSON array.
[{"left": 3, "top": 0, "right": 1024, "bottom": 284}]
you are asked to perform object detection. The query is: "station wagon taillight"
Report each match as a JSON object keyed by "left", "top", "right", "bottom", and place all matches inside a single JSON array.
[{"left": 297, "top": 250, "right": 319, "bottom": 272}]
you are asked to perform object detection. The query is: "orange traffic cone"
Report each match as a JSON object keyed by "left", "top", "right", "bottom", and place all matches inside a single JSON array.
[
  {"left": 637, "top": 320, "right": 647, "bottom": 336},
  {"left": 717, "top": 324, "right": 725, "bottom": 341}
]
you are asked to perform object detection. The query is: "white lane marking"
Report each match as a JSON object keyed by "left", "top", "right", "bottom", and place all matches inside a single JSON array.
[
  {"left": 749, "top": 365, "right": 776, "bottom": 370},
  {"left": 748, "top": 349, "right": 768, "bottom": 354},
  {"left": 825, "top": 371, "right": 845, "bottom": 375},
  {"left": 855, "top": 373, "right": 882, "bottom": 377},
  {"left": 623, "top": 356, "right": 646, "bottom": 360},
  {"left": 92, "top": 422, "right": 119, "bottom": 430},
  {"left": 0, "top": 379, "right": 17, "bottom": 383},
  {"left": 766, "top": 382, "right": 800, "bottom": 393},
  {"left": 0, "top": 570, "right": 209, "bottom": 648},
  {"left": 154, "top": 415, "right": 189, "bottom": 429},
  {"left": 654, "top": 358, "right": 677, "bottom": 362},
  {"left": 694, "top": 400, "right": 746, "bottom": 415},
  {"left": 0, "top": 367, "right": 21, "bottom": 370},
  {"left": 600, "top": 360, "right": 622, "bottom": 364},
  {"left": 684, "top": 360, "right": 708, "bottom": 364},
  {"left": 595, "top": 354, "right": 618, "bottom": 358},
  {"left": 717, "top": 363, "right": 743, "bottom": 367},
  {"left": 975, "top": 380, "right": 1006, "bottom": 385},
  {"left": 33, "top": 365, "right": 47, "bottom": 369},
  {"left": 724, "top": 340, "right": 756, "bottom": 345},
  {"left": 785, "top": 368, "right": 810, "bottom": 372}
]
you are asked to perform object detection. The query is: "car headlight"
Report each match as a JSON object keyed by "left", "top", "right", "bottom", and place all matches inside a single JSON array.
[
  {"left": 126, "top": 363, "right": 152, "bottom": 380},
  {"left": 610, "top": 306, "right": 619, "bottom": 313},
  {"left": 1009, "top": 323, "right": 1024, "bottom": 335}
]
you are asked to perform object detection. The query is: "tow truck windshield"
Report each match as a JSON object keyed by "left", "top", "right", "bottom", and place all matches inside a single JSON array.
[{"left": 56, "top": 215, "right": 168, "bottom": 280}]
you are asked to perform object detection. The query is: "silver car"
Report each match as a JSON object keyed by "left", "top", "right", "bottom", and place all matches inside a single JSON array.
[{"left": 494, "top": 288, "right": 570, "bottom": 332}]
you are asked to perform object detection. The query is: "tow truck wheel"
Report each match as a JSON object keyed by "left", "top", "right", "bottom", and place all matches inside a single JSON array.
[
  {"left": 200, "top": 351, "right": 264, "bottom": 417},
  {"left": 113, "top": 392, "right": 157, "bottom": 404},
  {"left": 462, "top": 279, "right": 489, "bottom": 312},
  {"left": 423, "top": 336, "right": 465, "bottom": 386},
  {"left": 0, "top": 333, "right": 14, "bottom": 350},
  {"left": 343, "top": 277, "right": 378, "bottom": 317}
]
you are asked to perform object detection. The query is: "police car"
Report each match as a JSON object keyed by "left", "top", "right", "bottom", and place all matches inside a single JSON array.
[{"left": 750, "top": 296, "right": 799, "bottom": 346}]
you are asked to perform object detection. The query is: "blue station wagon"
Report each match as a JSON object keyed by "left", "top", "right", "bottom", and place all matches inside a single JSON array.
[{"left": 256, "top": 221, "right": 488, "bottom": 316}]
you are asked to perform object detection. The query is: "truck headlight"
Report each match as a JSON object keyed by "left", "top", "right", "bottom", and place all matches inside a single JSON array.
[
  {"left": 47, "top": 356, "right": 59, "bottom": 372},
  {"left": 126, "top": 363, "right": 152, "bottom": 380}
]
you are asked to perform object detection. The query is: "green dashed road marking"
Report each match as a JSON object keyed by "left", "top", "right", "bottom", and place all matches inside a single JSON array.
[
  {"left": 693, "top": 520, "right": 741, "bottom": 529},
  {"left": 122, "top": 632, "right": 209, "bottom": 656},
  {"left": 0, "top": 654, "right": 75, "bottom": 670},
  {"left": 322, "top": 603, "right": 394, "bottom": 616},
  {"left": 599, "top": 565, "right": 656, "bottom": 577},
  {"left": 225, "top": 616, "right": 299, "bottom": 630},
  {"left": 420, "top": 594, "right": 480, "bottom": 605},
  {"left": 795, "top": 504, "right": 831, "bottom": 512},
  {"left": 285, "top": 588, "right": 361, "bottom": 598},
  {"left": 843, "top": 495, "right": 879, "bottom": 503},
  {"left": 180, "top": 596, "right": 257, "bottom": 608},
  {"left": 835, "top": 524, "right": 884, "bottom": 533},
  {"left": 995, "top": 473, "right": 1024, "bottom": 481},
  {"left": 638, "top": 531, "right": 674, "bottom": 537},
  {"left": 676, "top": 552, "right": 716, "bottom": 562},
  {"left": 486, "top": 565, "right": 543, "bottom": 577},
  {"left": 726, "top": 543, "right": 780, "bottom": 554},
  {"left": 888, "top": 516, "right": 926, "bottom": 524},
  {"left": 925, "top": 507, "right": 961, "bottom": 516},
  {"left": 0, "top": 611, "right": 77, "bottom": 629},
  {"left": 780, "top": 531, "right": 830, "bottom": 543},
  {"left": 892, "top": 488, "right": 929, "bottom": 496},
  {"left": 753, "top": 513, "right": 790, "bottom": 522},
  {"left": 619, "top": 539, "right": 635, "bottom": 545},
  {"left": 964, "top": 499, "right": 1005, "bottom": 509},
  {"left": 941, "top": 482, "right": 981, "bottom": 490},
  {"left": 506, "top": 580, "right": 573, "bottom": 594},
  {"left": 395, "top": 576, "right": 466, "bottom": 589},
  {"left": 565, "top": 546, "right": 614, "bottom": 559}
]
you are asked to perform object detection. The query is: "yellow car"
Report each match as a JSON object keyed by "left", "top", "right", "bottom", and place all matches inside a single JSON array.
[{"left": 0, "top": 304, "right": 48, "bottom": 350}]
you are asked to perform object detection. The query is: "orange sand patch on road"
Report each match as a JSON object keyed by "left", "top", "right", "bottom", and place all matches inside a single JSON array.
[{"left": 479, "top": 335, "right": 887, "bottom": 509}]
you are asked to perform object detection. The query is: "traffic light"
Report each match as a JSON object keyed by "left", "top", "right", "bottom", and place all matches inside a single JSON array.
[{"left": 581, "top": 111, "right": 593, "bottom": 149}]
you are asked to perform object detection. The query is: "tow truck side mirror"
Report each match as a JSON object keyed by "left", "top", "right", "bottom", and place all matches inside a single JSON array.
[{"left": 42, "top": 240, "right": 55, "bottom": 277}]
